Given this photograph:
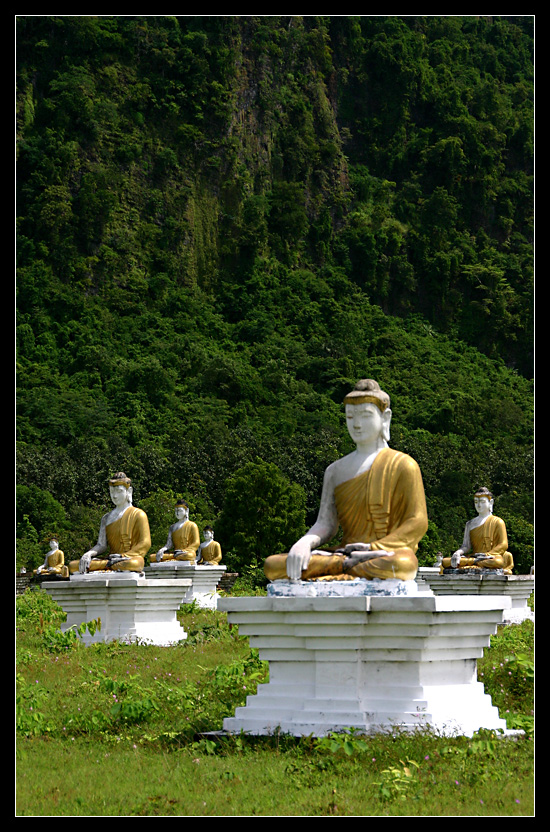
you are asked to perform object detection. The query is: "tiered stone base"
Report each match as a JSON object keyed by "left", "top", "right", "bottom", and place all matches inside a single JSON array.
[
  {"left": 218, "top": 593, "right": 512, "bottom": 738},
  {"left": 421, "top": 572, "right": 534, "bottom": 624},
  {"left": 42, "top": 572, "right": 192, "bottom": 645},
  {"left": 144, "top": 562, "right": 227, "bottom": 609}
]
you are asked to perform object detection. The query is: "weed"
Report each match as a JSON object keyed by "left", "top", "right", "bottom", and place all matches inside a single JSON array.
[
  {"left": 42, "top": 618, "right": 102, "bottom": 653},
  {"left": 374, "top": 758, "right": 420, "bottom": 801},
  {"left": 315, "top": 728, "right": 370, "bottom": 757}
]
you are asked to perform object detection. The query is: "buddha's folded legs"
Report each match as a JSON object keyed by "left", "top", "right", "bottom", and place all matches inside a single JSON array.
[
  {"left": 441, "top": 554, "right": 512, "bottom": 571},
  {"left": 110, "top": 556, "right": 144, "bottom": 571},
  {"left": 68, "top": 556, "right": 144, "bottom": 574},
  {"left": 156, "top": 551, "right": 177, "bottom": 562},
  {"left": 264, "top": 548, "right": 418, "bottom": 582},
  {"left": 346, "top": 548, "right": 418, "bottom": 581}
]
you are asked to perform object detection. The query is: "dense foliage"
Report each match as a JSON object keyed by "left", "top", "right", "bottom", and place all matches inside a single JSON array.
[{"left": 16, "top": 16, "right": 533, "bottom": 573}]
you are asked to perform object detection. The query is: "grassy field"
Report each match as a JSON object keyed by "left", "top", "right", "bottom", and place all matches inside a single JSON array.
[{"left": 16, "top": 587, "right": 534, "bottom": 816}]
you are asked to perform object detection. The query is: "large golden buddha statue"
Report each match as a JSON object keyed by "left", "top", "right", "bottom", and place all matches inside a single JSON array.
[
  {"left": 441, "top": 487, "right": 514, "bottom": 574},
  {"left": 155, "top": 499, "right": 201, "bottom": 563},
  {"left": 264, "top": 379, "right": 428, "bottom": 583},
  {"left": 197, "top": 526, "right": 223, "bottom": 565},
  {"left": 68, "top": 473, "right": 151, "bottom": 574},
  {"left": 34, "top": 537, "right": 69, "bottom": 579}
]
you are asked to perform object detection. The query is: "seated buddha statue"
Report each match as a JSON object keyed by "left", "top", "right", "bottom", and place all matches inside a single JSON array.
[
  {"left": 155, "top": 499, "right": 200, "bottom": 563},
  {"left": 264, "top": 379, "right": 429, "bottom": 583},
  {"left": 441, "top": 487, "right": 514, "bottom": 574},
  {"left": 196, "top": 526, "right": 222, "bottom": 565},
  {"left": 34, "top": 537, "right": 69, "bottom": 579},
  {"left": 68, "top": 472, "right": 151, "bottom": 574}
]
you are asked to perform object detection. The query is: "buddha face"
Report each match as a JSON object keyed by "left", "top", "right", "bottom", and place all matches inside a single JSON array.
[
  {"left": 345, "top": 402, "right": 390, "bottom": 447},
  {"left": 109, "top": 484, "right": 131, "bottom": 507},
  {"left": 203, "top": 529, "right": 214, "bottom": 542},
  {"left": 175, "top": 504, "right": 189, "bottom": 521},
  {"left": 474, "top": 495, "right": 493, "bottom": 516}
]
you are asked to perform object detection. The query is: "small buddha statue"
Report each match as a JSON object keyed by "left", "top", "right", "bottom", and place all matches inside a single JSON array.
[
  {"left": 155, "top": 499, "right": 200, "bottom": 563},
  {"left": 441, "top": 487, "right": 514, "bottom": 574},
  {"left": 34, "top": 537, "right": 69, "bottom": 579},
  {"left": 197, "top": 526, "right": 222, "bottom": 565},
  {"left": 68, "top": 472, "right": 151, "bottom": 574},
  {"left": 264, "top": 379, "right": 429, "bottom": 583}
]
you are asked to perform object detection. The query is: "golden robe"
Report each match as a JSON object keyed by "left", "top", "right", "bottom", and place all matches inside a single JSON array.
[
  {"left": 442, "top": 515, "right": 514, "bottom": 573},
  {"left": 170, "top": 520, "right": 200, "bottom": 561},
  {"left": 34, "top": 549, "right": 67, "bottom": 578},
  {"left": 69, "top": 507, "right": 151, "bottom": 573},
  {"left": 198, "top": 540, "right": 222, "bottom": 565},
  {"left": 264, "top": 448, "right": 428, "bottom": 582}
]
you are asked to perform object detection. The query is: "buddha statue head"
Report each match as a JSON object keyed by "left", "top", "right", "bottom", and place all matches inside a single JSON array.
[
  {"left": 174, "top": 499, "right": 190, "bottom": 522},
  {"left": 343, "top": 379, "right": 392, "bottom": 446},
  {"left": 473, "top": 486, "right": 494, "bottom": 517},
  {"left": 203, "top": 525, "right": 214, "bottom": 542},
  {"left": 108, "top": 472, "right": 133, "bottom": 507},
  {"left": 43, "top": 535, "right": 59, "bottom": 551}
]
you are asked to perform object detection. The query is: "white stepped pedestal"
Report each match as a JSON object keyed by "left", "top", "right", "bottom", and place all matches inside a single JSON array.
[
  {"left": 422, "top": 573, "right": 534, "bottom": 625},
  {"left": 218, "top": 594, "right": 513, "bottom": 738},
  {"left": 144, "top": 562, "right": 227, "bottom": 609},
  {"left": 42, "top": 572, "right": 192, "bottom": 646}
]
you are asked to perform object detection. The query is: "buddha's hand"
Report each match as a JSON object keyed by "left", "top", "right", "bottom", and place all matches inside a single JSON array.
[
  {"left": 450, "top": 549, "right": 463, "bottom": 568},
  {"left": 79, "top": 551, "right": 94, "bottom": 573},
  {"left": 474, "top": 553, "right": 493, "bottom": 562},
  {"left": 155, "top": 548, "right": 166, "bottom": 563},
  {"left": 286, "top": 541, "right": 313, "bottom": 581},
  {"left": 340, "top": 542, "right": 371, "bottom": 555},
  {"left": 344, "top": 548, "right": 392, "bottom": 569}
]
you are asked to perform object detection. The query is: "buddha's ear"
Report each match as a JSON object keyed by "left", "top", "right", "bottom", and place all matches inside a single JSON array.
[{"left": 382, "top": 408, "right": 392, "bottom": 442}]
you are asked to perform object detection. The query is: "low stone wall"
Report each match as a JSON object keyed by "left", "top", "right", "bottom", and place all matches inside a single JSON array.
[
  {"left": 16, "top": 574, "right": 32, "bottom": 595},
  {"left": 218, "top": 572, "right": 239, "bottom": 592}
]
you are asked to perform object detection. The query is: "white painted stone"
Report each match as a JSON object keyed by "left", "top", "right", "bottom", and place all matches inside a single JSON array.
[
  {"left": 218, "top": 594, "right": 513, "bottom": 738},
  {"left": 144, "top": 562, "right": 226, "bottom": 609},
  {"left": 42, "top": 574, "right": 192, "bottom": 645},
  {"left": 416, "top": 566, "right": 438, "bottom": 594},
  {"left": 267, "top": 578, "right": 422, "bottom": 597},
  {"left": 422, "top": 573, "right": 534, "bottom": 624}
]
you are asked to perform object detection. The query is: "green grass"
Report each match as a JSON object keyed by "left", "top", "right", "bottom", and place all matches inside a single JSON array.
[{"left": 16, "top": 589, "right": 534, "bottom": 816}]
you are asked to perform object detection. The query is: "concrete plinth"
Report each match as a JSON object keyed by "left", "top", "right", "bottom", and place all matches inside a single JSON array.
[
  {"left": 42, "top": 572, "right": 192, "bottom": 645},
  {"left": 218, "top": 594, "right": 512, "bottom": 738},
  {"left": 144, "top": 562, "right": 226, "bottom": 609},
  {"left": 422, "top": 573, "right": 534, "bottom": 625}
]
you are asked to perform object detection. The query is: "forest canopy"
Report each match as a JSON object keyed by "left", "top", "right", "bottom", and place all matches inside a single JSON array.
[{"left": 16, "top": 16, "right": 534, "bottom": 577}]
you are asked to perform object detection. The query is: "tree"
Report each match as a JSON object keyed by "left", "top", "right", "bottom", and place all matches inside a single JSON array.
[{"left": 216, "top": 459, "right": 307, "bottom": 573}]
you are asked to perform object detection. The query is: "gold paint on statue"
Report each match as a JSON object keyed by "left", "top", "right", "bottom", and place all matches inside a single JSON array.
[
  {"left": 164, "top": 520, "right": 200, "bottom": 562},
  {"left": 198, "top": 539, "right": 223, "bottom": 565},
  {"left": 34, "top": 540, "right": 69, "bottom": 578},
  {"left": 442, "top": 515, "right": 514, "bottom": 573},
  {"left": 69, "top": 506, "right": 150, "bottom": 573},
  {"left": 264, "top": 380, "right": 428, "bottom": 583},
  {"left": 68, "top": 472, "right": 151, "bottom": 574}
]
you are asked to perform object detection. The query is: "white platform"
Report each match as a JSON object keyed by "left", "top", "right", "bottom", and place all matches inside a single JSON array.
[
  {"left": 218, "top": 594, "right": 512, "bottom": 738},
  {"left": 420, "top": 572, "right": 534, "bottom": 624},
  {"left": 42, "top": 572, "right": 192, "bottom": 645},
  {"left": 144, "top": 562, "right": 226, "bottom": 609}
]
